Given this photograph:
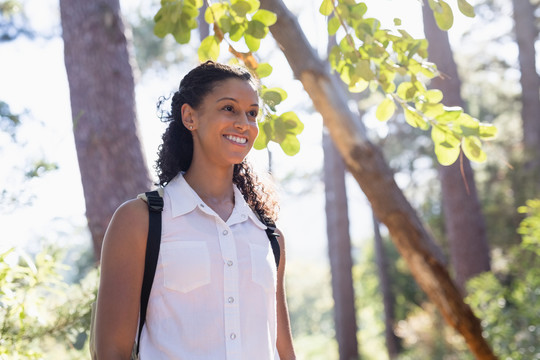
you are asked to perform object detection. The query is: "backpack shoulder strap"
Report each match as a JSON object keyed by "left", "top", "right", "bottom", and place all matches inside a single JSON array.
[
  {"left": 135, "top": 189, "right": 163, "bottom": 355},
  {"left": 255, "top": 214, "right": 280, "bottom": 269},
  {"left": 265, "top": 222, "right": 281, "bottom": 269}
]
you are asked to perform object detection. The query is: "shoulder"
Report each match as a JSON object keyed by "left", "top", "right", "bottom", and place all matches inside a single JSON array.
[
  {"left": 111, "top": 198, "right": 149, "bottom": 232},
  {"left": 102, "top": 198, "right": 149, "bottom": 256},
  {"left": 274, "top": 227, "right": 286, "bottom": 248}
]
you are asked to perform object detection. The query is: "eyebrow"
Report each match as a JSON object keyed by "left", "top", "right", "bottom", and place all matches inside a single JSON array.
[{"left": 216, "top": 97, "right": 258, "bottom": 107}]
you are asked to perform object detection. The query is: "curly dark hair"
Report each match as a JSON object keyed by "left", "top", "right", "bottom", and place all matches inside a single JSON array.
[{"left": 155, "top": 61, "right": 279, "bottom": 223}]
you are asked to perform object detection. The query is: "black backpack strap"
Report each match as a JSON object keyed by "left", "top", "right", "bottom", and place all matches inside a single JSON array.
[
  {"left": 136, "top": 190, "right": 163, "bottom": 355},
  {"left": 264, "top": 220, "right": 281, "bottom": 269}
]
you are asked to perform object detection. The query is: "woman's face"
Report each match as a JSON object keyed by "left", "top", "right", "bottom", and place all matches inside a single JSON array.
[{"left": 185, "top": 77, "right": 260, "bottom": 168}]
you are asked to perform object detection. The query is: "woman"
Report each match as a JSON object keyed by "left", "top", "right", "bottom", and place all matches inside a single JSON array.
[{"left": 94, "top": 61, "right": 296, "bottom": 360}]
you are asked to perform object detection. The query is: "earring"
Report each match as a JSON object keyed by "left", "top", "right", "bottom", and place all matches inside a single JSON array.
[{"left": 189, "top": 125, "right": 193, "bottom": 130}]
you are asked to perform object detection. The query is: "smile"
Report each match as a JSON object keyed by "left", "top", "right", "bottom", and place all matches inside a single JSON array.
[{"left": 224, "top": 134, "right": 247, "bottom": 144}]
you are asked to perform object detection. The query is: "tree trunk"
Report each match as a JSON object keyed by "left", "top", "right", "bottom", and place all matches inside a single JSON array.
[
  {"left": 421, "top": 2, "right": 491, "bottom": 292},
  {"left": 512, "top": 0, "right": 540, "bottom": 198},
  {"left": 323, "top": 129, "right": 359, "bottom": 360},
  {"left": 259, "top": 0, "right": 496, "bottom": 358},
  {"left": 373, "top": 214, "right": 401, "bottom": 359},
  {"left": 60, "top": 0, "right": 150, "bottom": 261}
]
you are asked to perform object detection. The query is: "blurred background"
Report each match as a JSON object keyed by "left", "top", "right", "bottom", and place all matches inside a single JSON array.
[{"left": 1, "top": 0, "right": 539, "bottom": 359}]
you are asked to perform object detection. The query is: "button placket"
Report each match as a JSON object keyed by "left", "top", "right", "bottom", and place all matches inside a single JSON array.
[{"left": 218, "top": 221, "right": 241, "bottom": 358}]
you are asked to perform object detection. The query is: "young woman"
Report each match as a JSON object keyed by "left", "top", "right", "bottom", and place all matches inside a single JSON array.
[{"left": 94, "top": 61, "right": 296, "bottom": 360}]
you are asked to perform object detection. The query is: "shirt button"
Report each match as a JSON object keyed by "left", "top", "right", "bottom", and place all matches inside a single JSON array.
[
  {"left": 228, "top": 297, "right": 234, "bottom": 303},
  {"left": 241, "top": 214, "right": 247, "bottom": 219},
  {"left": 227, "top": 260, "right": 233, "bottom": 267},
  {"left": 223, "top": 230, "right": 228, "bottom": 235},
  {"left": 200, "top": 204, "right": 205, "bottom": 208},
  {"left": 230, "top": 333, "right": 236, "bottom": 340}
]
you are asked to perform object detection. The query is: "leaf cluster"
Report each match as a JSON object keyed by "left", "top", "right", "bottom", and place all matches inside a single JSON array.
[
  {"left": 321, "top": 0, "right": 496, "bottom": 165},
  {"left": 466, "top": 200, "right": 540, "bottom": 359},
  {"left": 153, "top": 0, "right": 304, "bottom": 156},
  {"left": 0, "top": 248, "right": 97, "bottom": 358}
]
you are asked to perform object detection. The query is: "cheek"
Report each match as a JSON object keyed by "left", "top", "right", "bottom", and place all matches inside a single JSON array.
[{"left": 250, "top": 123, "right": 259, "bottom": 139}]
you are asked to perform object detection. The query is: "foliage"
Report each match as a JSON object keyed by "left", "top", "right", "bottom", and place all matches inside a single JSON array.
[
  {"left": 0, "top": 247, "right": 97, "bottom": 359},
  {"left": 0, "top": 101, "right": 58, "bottom": 213},
  {"left": 153, "top": 0, "right": 303, "bottom": 156},
  {"left": 322, "top": 0, "right": 496, "bottom": 165},
  {"left": 466, "top": 199, "right": 540, "bottom": 359},
  {"left": 0, "top": 100, "right": 21, "bottom": 139},
  {"left": 0, "top": 0, "right": 33, "bottom": 41},
  {"left": 129, "top": 9, "right": 187, "bottom": 73},
  {"left": 152, "top": 0, "right": 497, "bottom": 165}
]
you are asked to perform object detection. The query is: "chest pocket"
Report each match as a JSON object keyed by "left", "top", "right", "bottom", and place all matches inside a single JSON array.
[
  {"left": 161, "top": 241, "right": 211, "bottom": 293},
  {"left": 249, "top": 243, "right": 276, "bottom": 293}
]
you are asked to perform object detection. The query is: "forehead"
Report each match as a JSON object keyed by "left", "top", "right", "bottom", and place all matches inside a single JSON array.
[{"left": 206, "top": 78, "right": 259, "bottom": 103}]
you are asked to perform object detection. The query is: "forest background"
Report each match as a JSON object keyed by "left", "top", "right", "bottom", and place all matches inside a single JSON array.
[{"left": 1, "top": 0, "right": 539, "bottom": 359}]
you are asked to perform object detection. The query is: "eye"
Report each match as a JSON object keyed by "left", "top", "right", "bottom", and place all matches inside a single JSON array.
[
  {"left": 223, "top": 105, "right": 234, "bottom": 112},
  {"left": 247, "top": 110, "right": 258, "bottom": 119}
]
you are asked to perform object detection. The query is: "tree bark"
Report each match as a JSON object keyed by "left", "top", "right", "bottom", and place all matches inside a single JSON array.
[
  {"left": 259, "top": 0, "right": 496, "bottom": 358},
  {"left": 60, "top": 0, "right": 150, "bottom": 261},
  {"left": 512, "top": 0, "right": 540, "bottom": 198},
  {"left": 373, "top": 214, "right": 401, "bottom": 359},
  {"left": 422, "top": 2, "right": 491, "bottom": 292},
  {"left": 323, "top": 129, "right": 359, "bottom": 360}
]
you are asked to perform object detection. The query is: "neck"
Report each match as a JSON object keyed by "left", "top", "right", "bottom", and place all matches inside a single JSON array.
[{"left": 183, "top": 161, "right": 235, "bottom": 203}]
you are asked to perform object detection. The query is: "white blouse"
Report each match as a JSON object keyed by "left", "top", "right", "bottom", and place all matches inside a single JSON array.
[{"left": 139, "top": 174, "right": 279, "bottom": 360}]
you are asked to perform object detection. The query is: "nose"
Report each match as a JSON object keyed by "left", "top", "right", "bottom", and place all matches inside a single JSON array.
[{"left": 234, "top": 113, "right": 249, "bottom": 130}]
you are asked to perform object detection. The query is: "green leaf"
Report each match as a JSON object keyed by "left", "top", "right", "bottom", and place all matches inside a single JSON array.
[
  {"left": 463, "top": 136, "right": 486, "bottom": 163},
  {"left": 252, "top": 9, "right": 277, "bottom": 26},
  {"left": 279, "top": 111, "right": 304, "bottom": 135},
  {"left": 319, "top": 0, "right": 334, "bottom": 16},
  {"left": 435, "top": 106, "right": 462, "bottom": 124},
  {"left": 419, "top": 102, "right": 444, "bottom": 118},
  {"left": 182, "top": 3, "right": 199, "bottom": 18},
  {"left": 454, "top": 113, "right": 479, "bottom": 136},
  {"left": 376, "top": 97, "right": 396, "bottom": 122},
  {"left": 253, "top": 120, "right": 270, "bottom": 149},
  {"left": 154, "top": 20, "right": 170, "bottom": 38},
  {"left": 172, "top": 19, "right": 191, "bottom": 44},
  {"left": 198, "top": 35, "right": 220, "bottom": 61},
  {"left": 403, "top": 106, "right": 429, "bottom": 130},
  {"left": 432, "top": 126, "right": 460, "bottom": 165},
  {"left": 205, "top": 3, "right": 227, "bottom": 24},
  {"left": 229, "top": 23, "right": 245, "bottom": 42},
  {"left": 231, "top": 0, "right": 251, "bottom": 17},
  {"left": 355, "top": 59, "right": 375, "bottom": 81},
  {"left": 244, "top": 33, "right": 261, "bottom": 51},
  {"left": 349, "top": 79, "right": 369, "bottom": 93},
  {"left": 339, "top": 64, "right": 354, "bottom": 85},
  {"left": 397, "top": 82, "right": 417, "bottom": 101},
  {"left": 262, "top": 87, "right": 287, "bottom": 108},
  {"left": 478, "top": 123, "right": 497, "bottom": 140},
  {"left": 328, "top": 16, "right": 340, "bottom": 36},
  {"left": 432, "top": 0, "right": 454, "bottom": 31},
  {"left": 458, "top": 0, "right": 475, "bottom": 17},
  {"left": 350, "top": 2, "right": 367, "bottom": 18},
  {"left": 280, "top": 134, "right": 301, "bottom": 156},
  {"left": 255, "top": 63, "right": 273, "bottom": 78},
  {"left": 394, "top": 18, "right": 402, "bottom": 26},
  {"left": 425, "top": 89, "right": 443, "bottom": 103},
  {"left": 244, "top": 0, "right": 261, "bottom": 13},
  {"left": 246, "top": 19, "right": 268, "bottom": 39}
]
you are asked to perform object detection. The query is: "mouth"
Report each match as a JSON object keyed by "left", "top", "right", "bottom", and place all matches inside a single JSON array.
[{"left": 223, "top": 134, "right": 248, "bottom": 145}]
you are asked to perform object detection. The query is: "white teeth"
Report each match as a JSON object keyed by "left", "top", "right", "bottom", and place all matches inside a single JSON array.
[{"left": 224, "top": 135, "right": 247, "bottom": 144}]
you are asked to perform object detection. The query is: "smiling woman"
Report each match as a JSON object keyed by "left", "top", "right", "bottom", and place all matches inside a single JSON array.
[{"left": 94, "top": 61, "right": 296, "bottom": 360}]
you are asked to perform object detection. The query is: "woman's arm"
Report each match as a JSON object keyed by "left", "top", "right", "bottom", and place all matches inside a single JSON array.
[
  {"left": 95, "top": 199, "right": 148, "bottom": 360},
  {"left": 275, "top": 228, "right": 296, "bottom": 360}
]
